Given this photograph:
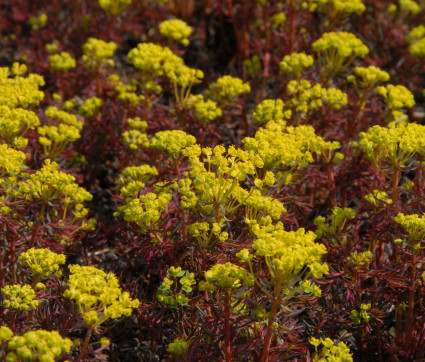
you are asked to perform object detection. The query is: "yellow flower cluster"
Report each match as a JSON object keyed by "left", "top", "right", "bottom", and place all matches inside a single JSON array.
[
  {"left": 394, "top": 213, "right": 425, "bottom": 247},
  {"left": 299, "top": 279, "right": 322, "bottom": 297},
  {"left": 286, "top": 79, "right": 348, "bottom": 113},
  {"left": 63, "top": 98, "right": 77, "bottom": 110},
  {"left": 16, "top": 159, "right": 92, "bottom": 212},
  {"left": 18, "top": 248, "right": 66, "bottom": 279},
  {"left": 177, "top": 178, "right": 196, "bottom": 209},
  {"left": 358, "top": 121, "right": 425, "bottom": 167},
  {"left": 347, "top": 66, "right": 390, "bottom": 88},
  {"left": 128, "top": 43, "right": 173, "bottom": 77},
  {"left": 0, "top": 144, "right": 26, "bottom": 176},
  {"left": 313, "top": 32, "right": 369, "bottom": 58},
  {"left": 239, "top": 189, "right": 286, "bottom": 220},
  {"left": 300, "top": 0, "right": 328, "bottom": 12},
  {"left": 118, "top": 164, "right": 158, "bottom": 199},
  {"left": 0, "top": 326, "right": 13, "bottom": 341},
  {"left": 45, "top": 43, "right": 58, "bottom": 54},
  {"left": 330, "top": 0, "right": 365, "bottom": 14},
  {"left": 407, "top": 25, "right": 425, "bottom": 43},
  {"left": 269, "top": 12, "right": 286, "bottom": 28},
  {"left": 0, "top": 63, "right": 45, "bottom": 108},
  {"left": 159, "top": 19, "right": 193, "bottom": 46},
  {"left": 187, "top": 221, "right": 229, "bottom": 246},
  {"left": 364, "top": 189, "right": 393, "bottom": 206},
  {"left": 78, "top": 96, "right": 102, "bottom": 117},
  {"left": 242, "top": 120, "right": 340, "bottom": 170},
  {"left": 1, "top": 284, "right": 38, "bottom": 311},
  {"left": 157, "top": 266, "right": 196, "bottom": 308},
  {"left": 128, "top": 43, "right": 203, "bottom": 92},
  {"left": 0, "top": 106, "right": 40, "bottom": 147},
  {"left": 409, "top": 44, "right": 425, "bottom": 58},
  {"left": 313, "top": 32, "right": 369, "bottom": 73},
  {"left": 49, "top": 52, "right": 77, "bottom": 72},
  {"left": 109, "top": 74, "right": 147, "bottom": 104},
  {"left": 377, "top": 84, "right": 415, "bottom": 112},
  {"left": 167, "top": 338, "right": 189, "bottom": 355},
  {"left": 150, "top": 130, "right": 196, "bottom": 156},
  {"left": 163, "top": 58, "right": 204, "bottom": 90},
  {"left": 398, "top": 0, "right": 421, "bottom": 15},
  {"left": 29, "top": 13, "right": 47, "bottom": 31},
  {"left": 207, "top": 75, "right": 251, "bottom": 102},
  {"left": 82, "top": 37, "right": 117, "bottom": 69},
  {"left": 64, "top": 264, "right": 139, "bottom": 326},
  {"left": 37, "top": 106, "right": 83, "bottom": 158},
  {"left": 182, "top": 144, "right": 265, "bottom": 217},
  {"left": 122, "top": 117, "right": 150, "bottom": 151},
  {"left": 248, "top": 220, "right": 329, "bottom": 279},
  {"left": 186, "top": 94, "right": 222, "bottom": 122},
  {"left": 252, "top": 99, "right": 289, "bottom": 124},
  {"left": 407, "top": 25, "right": 425, "bottom": 56},
  {"left": 127, "top": 117, "right": 148, "bottom": 132},
  {"left": 301, "top": 0, "right": 365, "bottom": 14},
  {"left": 200, "top": 262, "right": 254, "bottom": 291},
  {"left": 279, "top": 52, "right": 314, "bottom": 76},
  {"left": 99, "top": 0, "right": 132, "bottom": 15},
  {"left": 310, "top": 337, "right": 353, "bottom": 362},
  {"left": 115, "top": 192, "right": 172, "bottom": 232},
  {"left": 5, "top": 329, "right": 72, "bottom": 362}
]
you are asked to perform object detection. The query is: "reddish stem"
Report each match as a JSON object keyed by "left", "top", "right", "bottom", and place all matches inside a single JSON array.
[
  {"left": 78, "top": 327, "right": 93, "bottom": 361},
  {"left": 261, "top": 292, "right": 280, "bottom": 362},
  {"left": 224, "top": 291, "right": 232, "bottom": 361},
  {"left": 327, "top": 163, "right": 337, "bottom": 208},
  {"left": 406, "top": 253, "right": 416, "bottom": 350},
  {"left": 392, "top": 167, "right": 399, "bottom": 214}
]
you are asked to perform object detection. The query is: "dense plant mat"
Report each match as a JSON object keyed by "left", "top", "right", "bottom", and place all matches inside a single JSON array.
[{"left": 1, "top": 0, "right": 425, "bottom": 360}]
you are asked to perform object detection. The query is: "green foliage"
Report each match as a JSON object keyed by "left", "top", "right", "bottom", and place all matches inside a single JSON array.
[{"left": 157, "top": 266, "right": 196, "bottom": 308}]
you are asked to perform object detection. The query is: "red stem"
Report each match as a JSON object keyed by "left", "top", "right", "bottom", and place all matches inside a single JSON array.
[
  {"left": 224, "top": 291, "right": 232, "bottom": 361},
  {"left": 327, "top": 163, "right": 337, "bottom": 208},
  {"left": 78, "top": 327, "right": 93, "bottom": 361},
  {"left": 289, "top": 1, "right": 295, "bottom": 53},
  {"left": 406, "top": 253, "right": 416, "bottom": 349},
  {"left": 392, "top": 167, "right": 399, "bottom": 214},
  {"left": 261, "top": 294, "right": 280, "bottom": 362}
]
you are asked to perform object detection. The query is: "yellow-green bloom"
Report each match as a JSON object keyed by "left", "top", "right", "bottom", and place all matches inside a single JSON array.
[
  {"left": 7, "top": 330, "right": 72, "bottom": 361},
  {"left": 150, "top": 130, "right": 196, "bottom": 155},
  {"left": 0, "top": 63, "right": 45, "bottom": 109},
  {"left": 159, "top": 19, "right": 192, "bottom": 46},
  {"left": 206, "top": 75, "right": 251, "bottom": 102},
  {"left": 1, "top": 284, "right": 39, "bottom": 311},
  {"left": 82, "top": 38, "right": 117, "bottom": 69},
  {"left": 64, "top": 265, "right": 139, "bottom": 326},
  {"left": 167, "top": 338, "right": 189, "bottom": 355},
  {"left": 279, "top": 52, "right": 314, "bottom": 76},
  {"left": 204, "top": 262, "right": 254, "bottom": 290},
  {"left": 18, "top": 248, "right": 66, "bottom": 279},
  {"left": 99, "top": 0, "right": 132, "bottom": 15},
  {"left": 29, "top": 14, "right": 47, "bottom": 31},
  {"left": 49, "top": 52, "right": 77, "bottom": 72}
]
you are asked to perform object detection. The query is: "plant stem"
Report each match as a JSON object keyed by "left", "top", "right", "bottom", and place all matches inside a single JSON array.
[
  {"left": 78, "top": 327, "right": 93, "bottom": 361},
  {"left": 392, "top": 167, "right": 399, "bottom": 213},
  {"left": 327, "top": 163, "right": 337, "bottom": 208},
  {"left": 224, "top": 291, "right": 232, "bottom": 361},
  {"left": 261, "top": 279, "right": 282, "bottom": 362},
  {"left": 405, "top": 253, "right": 416, "bottom": 349}
]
